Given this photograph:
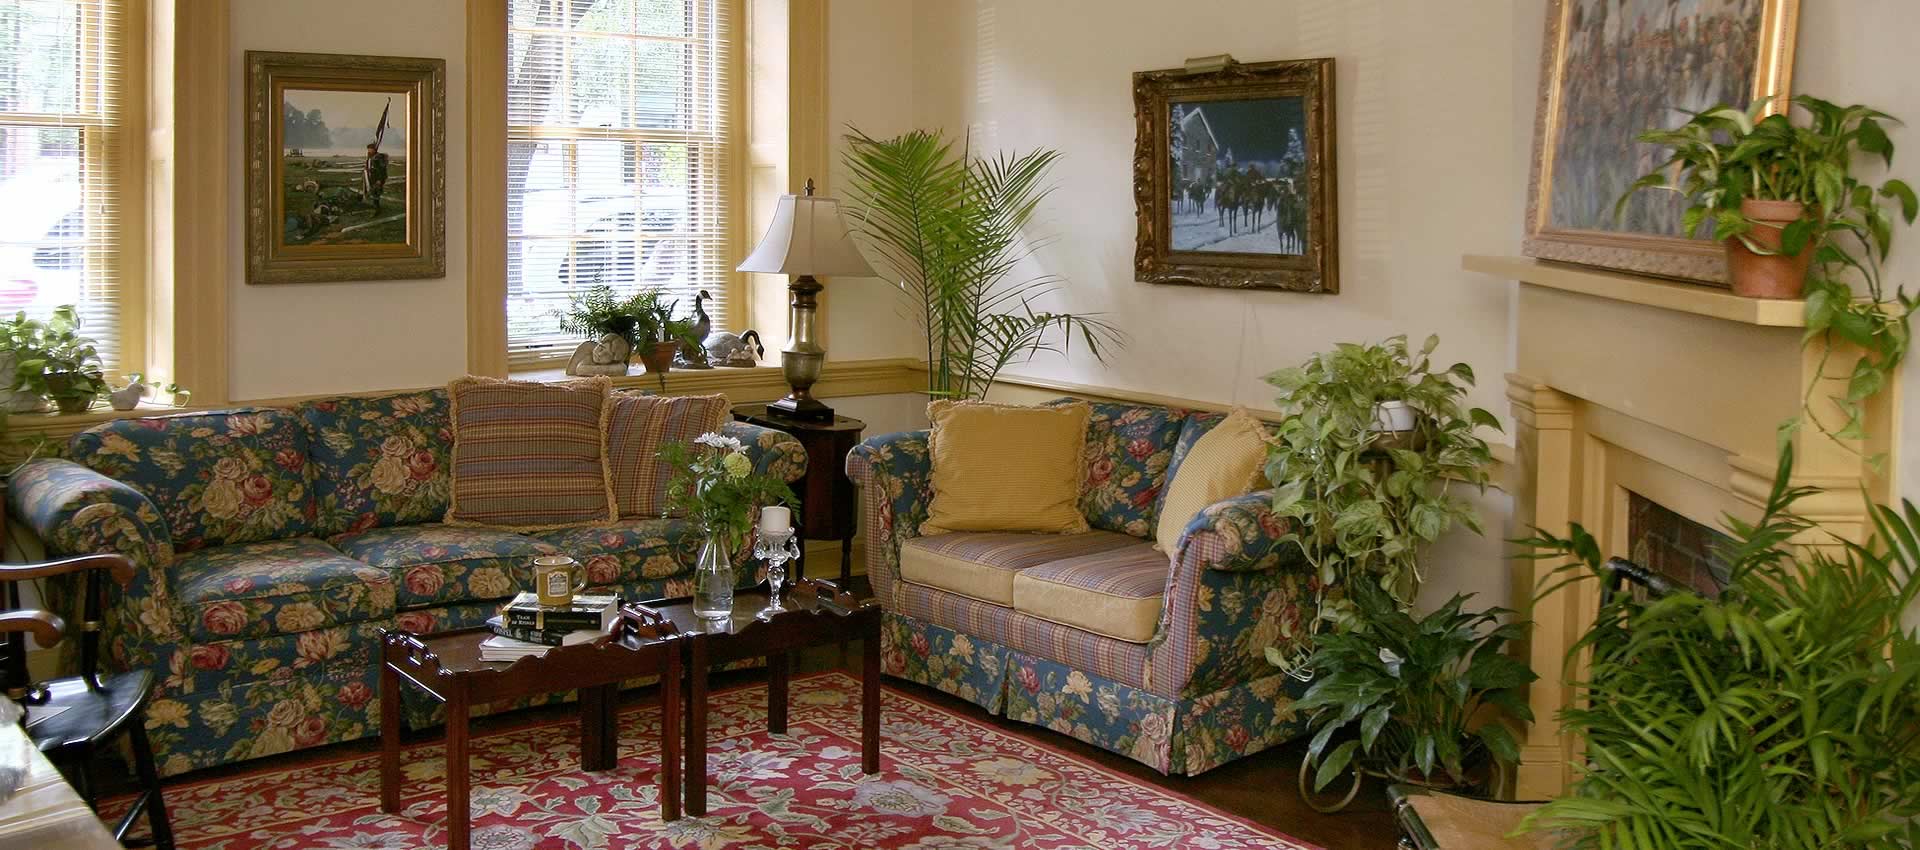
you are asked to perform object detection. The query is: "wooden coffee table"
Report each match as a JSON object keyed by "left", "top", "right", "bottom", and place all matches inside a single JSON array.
[
  {"left": 650, "top": 578, "right": 883, "bottom": 817},
  {"left": 378, "top": 604, "right": 684, "bottom": 850}
]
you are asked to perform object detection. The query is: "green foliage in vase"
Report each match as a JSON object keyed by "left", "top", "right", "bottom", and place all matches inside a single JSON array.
[
  {"left": 1621, "top": 96, "right": 1919, "bottom": 462},
  {"left": 1515, "top": 447, "right": 1920, "bottom": 849},
  {"left": 0, "top": 305, "right": 108, "bottom": 407},
  {"left": 1261, "top": 334, "right": 1500, "bottom": 667},
  {"left": 1292, "top": 579, "right": 1534, "bottom": 793},
  {"left": 660, "top": 431, "right": 797, "bottom": 551},
  {"left": 841, "top": 128, "right": 1124, "bottom": 401}
]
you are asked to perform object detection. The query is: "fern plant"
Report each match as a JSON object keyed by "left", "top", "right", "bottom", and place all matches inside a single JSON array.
[
  {"left": 841, "top": 128, "right": 1123, "bottom": 400},
  {"left": 1516, "top": 446, "right": 1920, "bottom": 849}
]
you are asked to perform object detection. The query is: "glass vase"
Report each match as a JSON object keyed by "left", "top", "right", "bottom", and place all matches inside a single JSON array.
[{"left": 691, "top": 531, "right": 735, "bottom": 619}]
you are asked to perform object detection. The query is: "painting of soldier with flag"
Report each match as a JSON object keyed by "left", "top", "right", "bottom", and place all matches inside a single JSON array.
[{"left": 246, "top": 51, "right": 445, "bottom": 284}]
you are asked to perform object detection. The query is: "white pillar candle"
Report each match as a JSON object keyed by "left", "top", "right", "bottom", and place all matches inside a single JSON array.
[{"left": 759, "top": 505, "right": 792, "bottom": 533}]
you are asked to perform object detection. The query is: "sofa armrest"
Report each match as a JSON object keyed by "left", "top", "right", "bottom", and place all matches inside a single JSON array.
[
  {"left": 1171, "top": 489, "right": 1302, "bottom": 573},
  {"left": 847, "top": 430, "right": 932, "bottom": 606},
  {"left": 721, "top": 420, "right": 808, "bottom": 484},
  {"left": 1150, "top": 488, "right": 1315, "bottom": 697},
  {"left": 7, "top": 459, "right": 183, "bottom": 656}
]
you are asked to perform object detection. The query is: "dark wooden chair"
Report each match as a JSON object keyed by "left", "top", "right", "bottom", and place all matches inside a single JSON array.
[
  {"left": 1, "top": 552, "right": 174, "bottom": 849},
  {"left": 1389, "top": 558, "right": 1680, "bottom": 850}
]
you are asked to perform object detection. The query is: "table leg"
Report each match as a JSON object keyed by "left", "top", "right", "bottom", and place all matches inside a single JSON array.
[
  {"left": 684, "top": 638, "right": 710, "bottom": 817},
  {"left": 379, "top": 662, "right": 400, "bottom": 814},
  {"left": 447, "top": 691, "right": 471, "bottom": 850},
  {"left": 862, "top": 633, "right": 881, "bottom": 775},
  {"left": 580, "top": 684, "right": 617, "bottom": 772},
  {"left": 767, "top": 651, "right": 790, "bottom": 734},
  {"left": 840, "top": 533, "right": 853, "bottom": 584},
  {"left": 660, "top": 647, "right": 682, "bottom": 822}
]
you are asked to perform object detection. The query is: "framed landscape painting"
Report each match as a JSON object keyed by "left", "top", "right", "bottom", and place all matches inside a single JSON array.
[
  {"left": 245, "top": 51, "right": 446, "bottom": 284},
  {"left": 1524, "top": 0, "right": 1799, "bottom": 284},
  {"left": 1133, "top": 58, "right": 1337, "bottom": 293}
]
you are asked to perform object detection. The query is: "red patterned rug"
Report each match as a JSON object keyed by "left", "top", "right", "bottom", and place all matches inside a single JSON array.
[{"left": 141, "top": 671, "right": 1312, "bottom": 849}]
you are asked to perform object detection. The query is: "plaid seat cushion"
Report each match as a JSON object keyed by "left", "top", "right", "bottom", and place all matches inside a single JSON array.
[
  {"left": 1013, "top": 542, "right": 1169, "bottom": 643},
  {"left": 898, "top": 531, "right": 1139, "bottom": 605},
  {"left": 331, "top": 523, "right": 555, "bottom": 608},
  {"left": 604, "top": 393, "right": 731, "bottom": 519},
  {"left": 173, "top": 538, "right": 394, "bottom": 642},
  {"left": 444, "top": 377, "right": 616, "bottom": 530}
]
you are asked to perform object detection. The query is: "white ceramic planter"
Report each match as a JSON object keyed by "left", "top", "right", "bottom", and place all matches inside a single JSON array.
[{"left": 1371, "top": 400, "right": 1417, "bottom": 433}]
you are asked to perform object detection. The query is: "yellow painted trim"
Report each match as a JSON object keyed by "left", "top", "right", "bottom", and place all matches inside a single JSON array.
[
  {"left": 466, "top": 0, "right": 509, "bottom": 378},
  {"left": 1464, "top": 254, "right": 1807, "bottom": 328},
  {"left": 159, "top": 0, "right": 229, "bottom": 405},
  {"left": 112, "top": 0, "right": 148, "bottom": 380},
  {"left": 789, "top": 0, "right": 829, "bottom": 351}
]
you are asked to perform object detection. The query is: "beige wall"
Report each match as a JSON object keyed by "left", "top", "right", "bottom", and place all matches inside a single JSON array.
[{"left": 226, "top": 0, "right": 470, "bottom": 401}]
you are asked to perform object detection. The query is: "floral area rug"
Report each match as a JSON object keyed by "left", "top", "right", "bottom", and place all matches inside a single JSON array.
[{"left": 140, "top": 671, "right": 1314, "bottom": 849}]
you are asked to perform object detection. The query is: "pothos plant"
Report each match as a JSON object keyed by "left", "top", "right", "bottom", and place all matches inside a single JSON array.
[
  {"left": 1261, "top": 334, "right": 1499, "bottom": 670},
  {"left": 1622, "top": 96, "right": 1918, "bottom": 461}
]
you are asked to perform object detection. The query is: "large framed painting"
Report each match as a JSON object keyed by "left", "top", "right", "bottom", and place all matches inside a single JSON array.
[
  {"left": 1524, "top": 0, "right": 1799, "bottom": 284},
  {"left": 245, "top": 51, "right": 446, "bottom": 284},
  {"left": 1133, "top": 58, "right": 1337, "bottom": 293}
]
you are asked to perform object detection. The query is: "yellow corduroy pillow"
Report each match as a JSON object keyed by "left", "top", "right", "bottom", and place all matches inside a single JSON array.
[
  {"left": 1154, "top": 408, "right": 1271, "bottom": 552},
  {"left": 922, "top": 400, "right": 1091, "bottom": 536}
]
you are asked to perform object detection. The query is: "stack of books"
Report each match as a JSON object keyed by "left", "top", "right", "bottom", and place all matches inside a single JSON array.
[{"left": 478, "top": 592, "right": 621, "bottom": 662}]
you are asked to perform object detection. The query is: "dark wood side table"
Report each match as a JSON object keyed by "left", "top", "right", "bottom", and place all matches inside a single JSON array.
[
  {"left": 651, "top": 578, "right": 882, "bottom": 817},
  {"left": 732, "top": 403, "right": 866, "bottom": 582},
  {"left": 378, "top": 604, "right": 684, "bottom": 850}
]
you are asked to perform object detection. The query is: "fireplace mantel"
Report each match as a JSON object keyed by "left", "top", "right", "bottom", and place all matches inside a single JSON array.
[{"left": 1469, "top": 253, "right": 1897, "bottom": 798}]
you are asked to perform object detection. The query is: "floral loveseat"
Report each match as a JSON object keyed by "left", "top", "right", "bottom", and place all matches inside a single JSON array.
[
  {"left": 8, "top": 388, "right": 805, "bottom": 776},
  {"left": 848, "top": 402, "right": 1314, "bottom": 775}
]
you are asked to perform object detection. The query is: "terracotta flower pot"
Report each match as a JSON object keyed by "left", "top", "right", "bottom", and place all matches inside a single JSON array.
[
  {"left": 640, "top": 341, "right": 676, "bottom": 375},
  {"left": 1724, "top": 198, "right": 1814, "bottom": 299}
]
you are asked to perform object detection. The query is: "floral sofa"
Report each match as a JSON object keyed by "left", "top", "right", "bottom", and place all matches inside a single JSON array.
[
  {"left": 8, "top": 388, "right": 805, "bottom": 776},
  {"left": 848, "top": 402, "right": 1314, "bottom": 775}
]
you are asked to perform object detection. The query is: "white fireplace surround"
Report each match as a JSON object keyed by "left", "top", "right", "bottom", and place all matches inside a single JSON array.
[{"left": 1468, "top": 254, "right": 1897, "bottom": 798}]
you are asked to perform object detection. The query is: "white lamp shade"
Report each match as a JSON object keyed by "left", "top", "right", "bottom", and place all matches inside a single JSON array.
[{"left": 737, "top": 193, "right": 876, "bottom": 277}]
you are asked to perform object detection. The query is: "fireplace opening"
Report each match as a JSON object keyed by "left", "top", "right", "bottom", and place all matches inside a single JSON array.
[{"left": 1626, "top": 492, "right": 1732, "bottom": 597}]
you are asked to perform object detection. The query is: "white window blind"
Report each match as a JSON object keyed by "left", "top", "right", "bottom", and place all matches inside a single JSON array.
[
  {"left": 507, "top": 0, "right": 734, "bottom": 368},
  {"left": 0, "top": 0, "right": 126, "bottom": 371}
]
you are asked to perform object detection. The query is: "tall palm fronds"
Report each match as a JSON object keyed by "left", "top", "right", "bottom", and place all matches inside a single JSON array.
[
  {"left": 1516, "top": 446, "right": 1920, "bottom": 849},
  {"left": 841, "top": 128, "right": 1124, "bottom": 400}
]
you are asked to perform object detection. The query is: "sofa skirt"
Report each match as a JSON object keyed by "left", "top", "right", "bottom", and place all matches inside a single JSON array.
[{"left": 881, "top": 610, "right": 1309, "bottom": 775}]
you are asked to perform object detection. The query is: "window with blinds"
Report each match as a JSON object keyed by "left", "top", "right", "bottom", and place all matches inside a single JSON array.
[
  {"left": 0, "top": 0, "right": 127, "bottom": 371},
  {"left": 507, "top": 0, "right": 734, "bottom": 368}
]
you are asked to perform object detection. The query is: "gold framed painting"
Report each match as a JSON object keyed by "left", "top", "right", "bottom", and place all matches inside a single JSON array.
[
  {"left": 245, "top": 51, "right": 446, "bottom": 284},
  {"left": 1132, "top": 58, "right": 1337, "bottom": 293},
  {"left": 1524, "top": 0, "right": 1799, "bottom": 284}
]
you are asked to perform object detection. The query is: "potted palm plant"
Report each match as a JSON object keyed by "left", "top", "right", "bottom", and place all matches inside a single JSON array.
[
  {"left": 1516, "top": 447, "right": 1920, "bottom": 849},
  {"left": 841, "top": 128, "right": 1124, "bottom": 400}
]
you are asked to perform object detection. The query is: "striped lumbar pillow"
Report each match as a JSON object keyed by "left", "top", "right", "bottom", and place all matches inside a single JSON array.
[
  {"left": 605, "top": 392, "right": 731, "bottom": 519},
  {"left": 921, "top": 399, "right": 1091, "bottom": 536},
  {"left": 444, "top": 376, "right": 617, "bottom": 530}
]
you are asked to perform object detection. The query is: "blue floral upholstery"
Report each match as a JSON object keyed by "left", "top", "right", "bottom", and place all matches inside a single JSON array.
[
  {"left": 722, "top": 419, "right": 809, "bottom": 484},
  {"left": 296, "top": 390, "right": 453, "bottom": 536},
  {"left": 172, "top": 538, "right": 395, "bottom": 642},
  {"left": 68, "top": 409, "right": 318, "bottom": 552},
  {"left": 1061, "top": 400, "right": 1188, "bottom": 538},
  {"left": 852, "top": 403, "right": 1314, "bottom": 776},
  {"left": 527, "top": 519, "right": 698, "bottom": 589},
  {"left": 329, "top": 524, "right": 552, "bottom": 608}
]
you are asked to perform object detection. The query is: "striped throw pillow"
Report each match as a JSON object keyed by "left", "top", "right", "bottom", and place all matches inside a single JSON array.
[
  {"left": 606, "top": 393, "right": 731, "bottom": 518},
  {"left": 444, "top": 376, "right": 617, "bottom": 530}
]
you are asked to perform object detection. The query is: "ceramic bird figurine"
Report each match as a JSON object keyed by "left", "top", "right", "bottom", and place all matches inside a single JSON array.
[{"left": 677, "top": 289, "right": 715, "bottom": 369}]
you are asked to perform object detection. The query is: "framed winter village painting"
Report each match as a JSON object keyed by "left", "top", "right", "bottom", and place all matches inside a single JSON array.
[
  {"left": 245, "top": 51, "right": 446, "bottom": 284},
  {"left": 1133, "top": 57, "right": 1337, "bottom": 292}
]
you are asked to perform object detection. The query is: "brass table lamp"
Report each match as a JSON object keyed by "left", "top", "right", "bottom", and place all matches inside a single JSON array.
[{"left": 736, "top": 179, "right": 875, "bottom": 421}]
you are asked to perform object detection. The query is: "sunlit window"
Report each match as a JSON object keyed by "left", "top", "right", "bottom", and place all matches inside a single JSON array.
[
  {"left": 0, "top": 0, "right": 126, "bottom": 370},
  {"left": 506, "top": 0, "right": 734, "bottom": 368}
]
